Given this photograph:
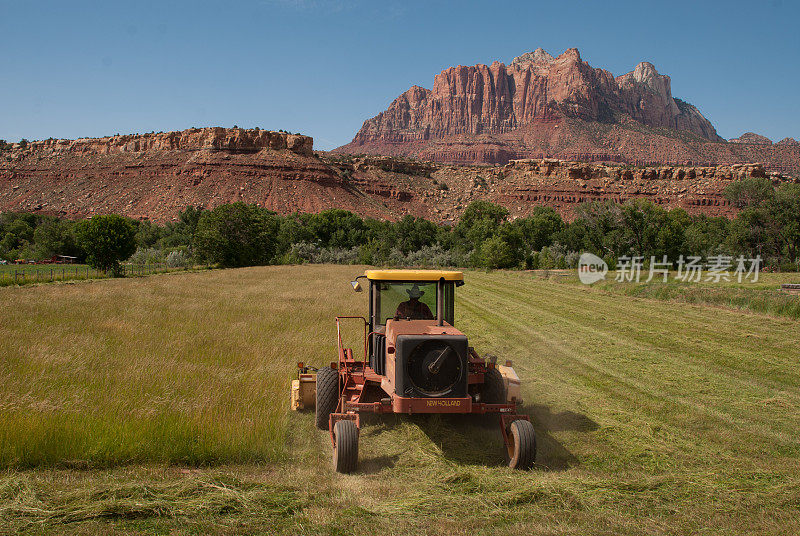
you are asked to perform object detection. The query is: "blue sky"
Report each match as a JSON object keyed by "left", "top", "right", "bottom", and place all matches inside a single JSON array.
[{"left": 1, "top": 0, "right": 798, "bottom": 150}]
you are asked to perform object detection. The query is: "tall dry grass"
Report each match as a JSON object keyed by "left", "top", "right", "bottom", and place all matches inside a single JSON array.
[{"left": 0, "top": 265, "right": 364, "bottom": 467}]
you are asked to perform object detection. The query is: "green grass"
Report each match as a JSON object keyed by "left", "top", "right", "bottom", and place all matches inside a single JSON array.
[
  {"left": 1, "top": 265, "right": 799, "bottom": 534},
  {"left": 0, "top": 263, "right": 188, "bottom": 287},
  {"left": 0, "top": 264, "right": 98, "bottom": 286},
  {"left": 0, "top": 263, "right": 93, "bottom": 274},
  {"left": 552, "top": 270, "right": 800, "bottom": 320}
]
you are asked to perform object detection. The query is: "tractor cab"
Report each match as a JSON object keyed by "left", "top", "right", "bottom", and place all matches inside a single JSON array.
[
  {"left": 352, "top": 270, "right": 465, "bottom": 377},
  {"left": 353, "top": 269, "right": 463, "bottom": 328}
]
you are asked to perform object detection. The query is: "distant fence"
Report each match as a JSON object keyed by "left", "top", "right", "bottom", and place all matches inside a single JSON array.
[{"left": 0, "top": 263, "right": 187, "bottom": 287}]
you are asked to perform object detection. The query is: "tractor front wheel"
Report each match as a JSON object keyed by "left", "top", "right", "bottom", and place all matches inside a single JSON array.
[
  {"left": 332, "top": 420, "right": 359, "bottom": 473},
  {"left": 505, "top": 419, "right": 536, "bottom": 470},
  {"left": 482, "top": 367, "right": 507, "bottom": 404},
  {"left": 315, "top": 366, "right": 338, "bottom": 430}
]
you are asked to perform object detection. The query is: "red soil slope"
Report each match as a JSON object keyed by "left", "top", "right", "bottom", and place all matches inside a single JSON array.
[{"left": 2, "top": 128, "right": 796, "bottom": 224}]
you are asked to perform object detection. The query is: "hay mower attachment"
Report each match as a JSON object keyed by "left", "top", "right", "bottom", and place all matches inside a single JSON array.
[{"left": 290, "top": 270, "right": 536, "bottom": 473}]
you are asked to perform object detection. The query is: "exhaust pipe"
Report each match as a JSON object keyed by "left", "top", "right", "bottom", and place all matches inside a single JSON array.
[{"left": 437, "top": 279, "right": 444, "bottom": 326}]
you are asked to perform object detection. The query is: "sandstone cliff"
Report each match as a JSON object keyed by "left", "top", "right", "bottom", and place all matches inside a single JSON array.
[
  {"left": 336, "top": 48, "right": 799, "bottom": 174},
  {"left": 342, "top": 48, "right": 722, "bottom": 149},
  {"left": 0, "top": 128, "right": 394, "bottom": 222},
  {"left": 7, "top": 127, "right": 313, "bottom": 158}
]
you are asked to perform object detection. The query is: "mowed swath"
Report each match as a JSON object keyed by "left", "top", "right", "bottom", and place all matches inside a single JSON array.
[
  {"left": 461, "top": 273, "right": 800, "bottom": 466},
  {"left": 0, "top": 266, "right": 799, "bottom": 534}
]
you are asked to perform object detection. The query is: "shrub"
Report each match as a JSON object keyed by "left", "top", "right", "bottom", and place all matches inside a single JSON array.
[
  {"left": 129, "top": 247, "right": 164, "bottom": 265},
  {"left": 282, "top": 242, "right": 359, "bottom": 265},
  {"left": 166, "top": 249, "right": 192, "bottom": 268},
  {"left": 402, "top": 244, "right": 468, "bottom": 268}
]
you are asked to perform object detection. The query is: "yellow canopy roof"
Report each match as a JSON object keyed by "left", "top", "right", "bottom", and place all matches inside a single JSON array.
[{"left": 365, "top": 269, "right": 464, "bottom": 282}]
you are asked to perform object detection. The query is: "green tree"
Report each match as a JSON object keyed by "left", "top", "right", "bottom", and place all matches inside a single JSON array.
[
  {"left": 726, "top": 208, "right": 774, "bottom": 260},
  {"left": 619, "top": 200, "right": 663, "bottom": 257},
  {"left": 454, "top": 201, "right": 509, "bottom": 250},
  {"left": 513, "top": 206, "right": 564, "bottom": 252},
  {"left": 135, "top": 220, "right": 163, "bottom": 249},
  {"left": 393, "top": 215, "right": 438, "bottom": 255},
  {"left": 358, "top": 237, "right": 392, "bottom": 265},
  {"left": 33, "top": 218, "right": 79, "bottom": 259},
  {"left": 573, "top": 201, "right": 625, "bottom": 258},
  {"left": 158, "top": 206, "right": 205, "bottom": 249},
  {"left": 477, "top": 235, "right": 516, "bottom": 269},
  {"left": 194, "top": 203, "right": 280, "bottom": 267},
  {"left": 725, "top": 177, "right": 774, "bottom": 209},
  {"left": 75, "top": 214, "right": 138, "bottom": 276},
  {"left": 772, "top": 184, "right": 800, "bottom": 264},
  {"left": 275, "top": 212, "right": 315, "bottom": 260},
  {"left": 178, "top": 206, "right": 205, "bottom": 235},
  {"left": 4, "top": 217, "right": 35, "bottom": 243},
  {"left": 654, "top": 208, "right": 689, "bottom": 261},
  {"left": 724, "top": 178, "right": 798, "bottom": 265},
  {"left": 494, "top": 221, "right": 526, "bottom": 267},
  {"left": 0, "top": 215, "right": 36, "bottom": 261},
  {"left": 683, "top": 215, "right": 729, "bottom": 258},
  {"left": 306, "top": 209, "right": 367, "bottom": 249},
  {"left": 554, "top": 219, "right": 590, "bottom": 254}
]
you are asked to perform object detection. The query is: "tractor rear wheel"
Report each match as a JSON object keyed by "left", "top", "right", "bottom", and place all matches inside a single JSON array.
[
  {"left": 315, "top": 366, "right": 338, "bottom": 430},
  {"left": 505, "top": 419, "right": 536, "bottom": 470},
  {"left": 482, "top": 367, "right": 506, "bottom": 404},
  {"left": 332, "top": 420, "right": 359, "bottom": 473}
]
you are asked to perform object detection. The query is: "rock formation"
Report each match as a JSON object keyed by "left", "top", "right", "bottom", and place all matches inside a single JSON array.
[
  {"left": 0, "top": 128, "right": 375, "bottom": 223},
  {"left": 729, "top": 132, "right": 773, "bottom": 145},
  {"left": 7, "top": 127, "right": 313, "bottom": 158},
  {"left": 336, "top": 48, "right": 799, "bottom": 174},
  {"left": 777, "top": 137, "right": 799, "bottom": 146},
  {"left": 2, "top": 127, "right": 795, "bottom": 224},
  {"left": 341, "top": 48, "right": 721, "bottom": 149}
]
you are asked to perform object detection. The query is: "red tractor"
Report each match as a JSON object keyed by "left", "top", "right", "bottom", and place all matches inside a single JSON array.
[{"left": 291, "top": 269, "right": 536, "bottom": 473}]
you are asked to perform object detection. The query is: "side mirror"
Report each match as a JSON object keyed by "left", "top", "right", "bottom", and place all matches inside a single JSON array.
[{"left": 350, "top": 280, "right": 362, "bottom": 292}]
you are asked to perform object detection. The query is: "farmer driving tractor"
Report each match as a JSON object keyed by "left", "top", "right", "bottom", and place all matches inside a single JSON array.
[
  {"left": 395, "top": 283, "right": 434, "bottom": 320},
  {"left": 290, "top": 269, "right": 535, "bottom": 473}
]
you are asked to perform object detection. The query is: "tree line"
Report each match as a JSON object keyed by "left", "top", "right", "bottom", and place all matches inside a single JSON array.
[{"left": 1, "top": 176, "right": 798, "bottom": 274}]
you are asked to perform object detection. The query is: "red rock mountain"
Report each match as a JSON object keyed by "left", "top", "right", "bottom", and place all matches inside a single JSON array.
[
  {"left": 777, "top": 137, "right": 799, "bottom": 146},
  {"left": 347, "top": 48, "right": 720, "bottom": 144},
  {"left": 729, "top": 132, "right": 773, "bottom": 145},
  {"left": 337, "top": 48, "right": 799, "bottom": 173}
]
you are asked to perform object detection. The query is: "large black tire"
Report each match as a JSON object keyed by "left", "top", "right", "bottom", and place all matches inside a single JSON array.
[
  {"left": 332, "top": 420, "right": 359, "bottom": 473},
  {"left": 315, "top": 366, "right": 339, "bottom": 431},
  {"left": 482, "top": 367, "right": 507, "bottom": 404},
  {"left": 505, "top": 419, "right": 536, "bottom": 470}
]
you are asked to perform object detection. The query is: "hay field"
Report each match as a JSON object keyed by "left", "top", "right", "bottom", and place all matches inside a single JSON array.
[{"left": 1, "top": 265, "right": 799, "bottom": 534}]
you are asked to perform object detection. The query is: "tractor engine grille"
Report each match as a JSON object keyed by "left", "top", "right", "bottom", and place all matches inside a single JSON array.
[
  {"left": 406, "top": 340, "right": 463, "bottom": 397},
  {"left": 371, "top": 333, "right": 386, "bottom": 375}
]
